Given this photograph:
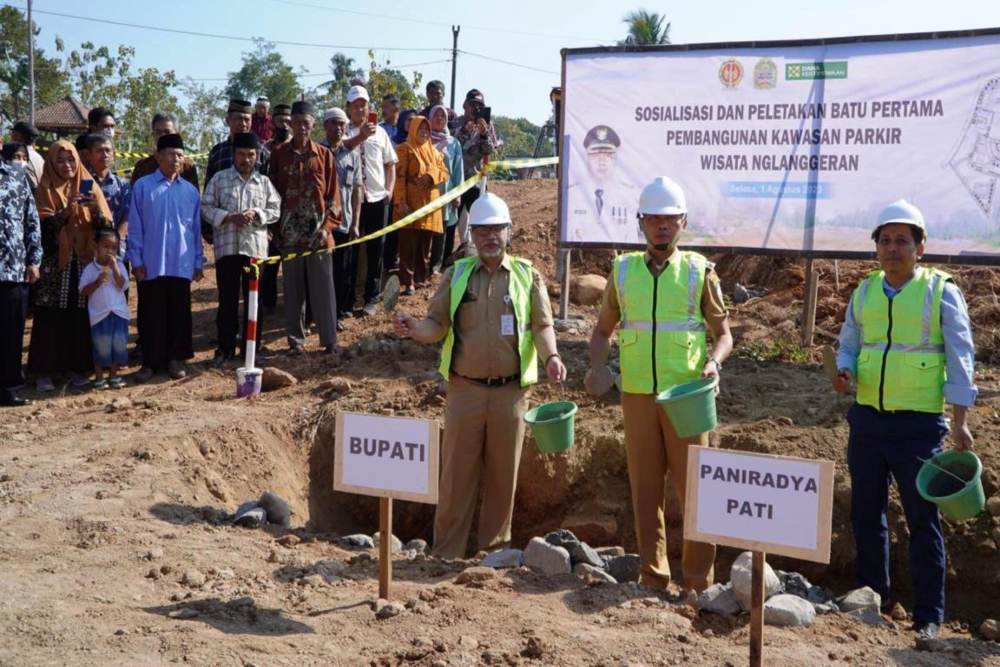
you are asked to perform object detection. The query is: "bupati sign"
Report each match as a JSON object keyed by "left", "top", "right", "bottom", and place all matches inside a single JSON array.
[{"left": 684, "top": 446, "right": 835, "bottom": 563}]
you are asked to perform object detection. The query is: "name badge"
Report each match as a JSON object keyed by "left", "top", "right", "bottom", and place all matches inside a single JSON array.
[{"left": 501, "top": 314, "right": 515, "bottom": 336}]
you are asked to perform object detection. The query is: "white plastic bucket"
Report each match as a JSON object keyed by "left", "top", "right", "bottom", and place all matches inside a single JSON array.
[{"left": 236, "top": 367, "right": 263, "bottom": 398}]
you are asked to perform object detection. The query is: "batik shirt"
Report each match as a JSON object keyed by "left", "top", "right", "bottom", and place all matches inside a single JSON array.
[{"left": 0, "top": 162, "right": 42, "bottom": 282}]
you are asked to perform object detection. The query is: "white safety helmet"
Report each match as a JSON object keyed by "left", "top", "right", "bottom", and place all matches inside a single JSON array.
[
  {"left": 468, "top": 192, "right": 512, "bottom": 226},
  {"left": 873, "top": 198, "right": 926, "bottom": 239},
  {"left": 637, "top": 176, "right": 687, "bottom": 217}
]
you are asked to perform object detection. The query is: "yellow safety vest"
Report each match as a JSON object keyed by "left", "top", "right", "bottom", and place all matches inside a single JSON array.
[
  {"left": 853, "top": 266, "right": 949, "bottom": 413},
  {"left": 438, "top": 255, "right": 539, "bottom": 387},
  {"left": 614, "top": 250, "right": 708, "bottom": 394}
]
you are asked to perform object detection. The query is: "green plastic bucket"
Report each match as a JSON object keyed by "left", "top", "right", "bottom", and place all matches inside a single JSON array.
[
  {"left": 655, "top": 376, "right": 718, "bottom": 438},
  {"left": 916, "top": 451, "right": 985, "bottom": 522},
  {"left": 524, "top": 401, "right": 578, "bottom": 454}
]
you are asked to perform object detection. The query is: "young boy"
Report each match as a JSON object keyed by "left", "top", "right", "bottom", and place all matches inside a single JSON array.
[{"left": 80, "top": 227, "right": 130, "bottom": 389}]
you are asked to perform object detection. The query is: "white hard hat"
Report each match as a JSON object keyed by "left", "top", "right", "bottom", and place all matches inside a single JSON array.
[
  {"left": 875, "top": 199, "right": 926, "bottom": 235},
  {"left": 468, "top": 192, "right": 512, "bottom": 226},
  {"left": 638, "top": 176, "right": 687, "bottom": 216},
  {"left": 346, "top": 86, "right": 370, "bottom": 104}
]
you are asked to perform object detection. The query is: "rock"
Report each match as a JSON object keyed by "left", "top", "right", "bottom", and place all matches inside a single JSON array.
[
  {"left": 981, "top": 619, "right": 1000, "bottom": 641},
  {"left": 481, "top": 548, "right": 523, "bottom": 569},
  {"left": 521, "top": 635, "right": 546, "bottom": 659},
  {"left": 319, "top": 376, "right": 352, "bottom": 394},
  {"left": 455, "top": 566, "right": 497, "bottom": 585},
  {"left": 258, "top": 491, "right": 291, "bottom": 527},
  {"left": 314, "top": 560, "right": 346, "bottom": 578},
  {"left": 340, "top": 534, "right": 374, "bottom": 549},
  {"left": 568, "top": 541, "right": 605, "bottom": 568},
  {"left": 458, "top": 635, "right": 479, "bottom": 650},
  {"left": 277, "top": 534, "right": 300, "bottom": 547},
  {"left": 697, "top": 583, "right": 742, "bottom": 616},
  {"left": 145, "top": 547, "right": 164, "bottom": 560},
  {"left": 570, "top": 274, "right": 607, "bottom": 306},
  {"left": 595, "top": 546, "right": 626, "bottom": 558},
  {"left": 890, "top": 603, "right": 908, "bottom": 621},
  {"left": 181, "top": 569, "right": 206, "bottom": 588},
  {"left": 986, "top": 496, "right": 1000, "bottom": 517},
  {"left": 260, "top": 367, "right": 297, "bottom": 391},
  {"left": 146, "top": 567, "right": 161, "bottom": 580},
  {"left": 837, "top": 586, "right": 882, "bottom": 613},
  {"left": 607, "top": 554, "right": 641, "bottom": 583},
  {"left": 373, "top": 532, "right": 403, "bottom": 553},
  {"left": 975, "top": 537, "right": 998, "bottom": 555},
  {"left": 104, "top": 397, "right": 132, "bottom": 413},
  {"left": 813, "top": 602, "right": 839, "bottom": 615},
  {"left": 405, "top": 538, "right": 428, "bottom": 554},
  {"left": 730, "top": 552, "right": 782, "bottom": 611},
  {"left": 374, "top": 599, "right": 405, "bottom": 620},
  {"left": 764, "top": 594, "right": 816, "bottom": 627},
  {"left": 523, "top": 536, "right": 571, "bottom": 575},
  {"left": 544, "top": 529, "right": 580, "bottom": 551},
  {"left": 776, "top": 570, "right": 812, "bottom": 598},
  {"left": 574, "top": 563, "right": 617, "bottom": 584},
  {"left": 301, "top": 573, "right": 328, "bottom": 587},
  {"left": 733, "top": 283, "right": 751, "bottom": 304},
  {"left": 846, "top": 607, "right": 886, "bottom": 626}
]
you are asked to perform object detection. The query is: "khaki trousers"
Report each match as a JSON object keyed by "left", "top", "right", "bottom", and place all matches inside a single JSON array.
[
  {"left": 621, "top": 391, "right": 716, "bottom": 592},
  {"left": 432, "top": 374, "right": 529, "bottom": 558}
]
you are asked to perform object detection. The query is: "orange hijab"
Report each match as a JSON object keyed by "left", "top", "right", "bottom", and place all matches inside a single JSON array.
[
  {"left": 35, "top": 140, "right": 112, "bottom": 270},
  {"left": 405, "top": 116, "right": 442, "bottom": 177}
]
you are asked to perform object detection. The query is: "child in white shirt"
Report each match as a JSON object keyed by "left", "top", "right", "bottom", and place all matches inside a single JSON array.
[{"left": 79, "top": 227, "right": 129, "bottom": 389}]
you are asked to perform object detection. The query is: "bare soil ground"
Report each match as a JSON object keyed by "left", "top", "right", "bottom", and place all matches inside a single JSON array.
[{"left": 2, "top": 179, "right": 1000, "bottom": 666}]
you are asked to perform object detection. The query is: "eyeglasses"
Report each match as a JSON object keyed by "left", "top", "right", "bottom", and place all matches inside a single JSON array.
[{"left": 471, "top": 226, "right": 507, "bottom": 237}]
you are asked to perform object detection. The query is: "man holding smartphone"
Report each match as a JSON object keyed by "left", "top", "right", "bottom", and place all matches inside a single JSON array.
[{"left": 455, "top": 89, "right": 501, "bottom": 256}]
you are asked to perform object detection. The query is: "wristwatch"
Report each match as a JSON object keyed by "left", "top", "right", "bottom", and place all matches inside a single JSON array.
[{"left": 709, "top": 357, "right": 722, "bottom": 372}]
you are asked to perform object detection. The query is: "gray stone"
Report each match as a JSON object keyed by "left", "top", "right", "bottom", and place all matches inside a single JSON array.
[
  {"left": 837, "top": 586, "right": 882, "bottom": 613},
  {"left": 595, "top": 546, "right": 625, "bottom": 558},
  {"left": 544, "top": 529, "right": 580, "bottom": 551},
  {"left": 373, "top": 532, "right": 403, "bottom": 553},
  {"left": 980, "top": 618, "right": 1000, "bottom": 641},
  {"left": 523, "top": 536, "right": 571, "bottom": 575},
  {"left": 813, "top": 602, "right": 840, "bottom": 615},
  {"left": 181, "top": 569, "right": 206, "bottom": 588},
  {"left": 776, "top": 570, "right": 812, "bottom": 598},
  {"left": 697, "top": 583, "right": 742, "bottom": 616},
  {"left": 481, "top": 548, "right": 523, "bottom": 569},
  {"left": 764, "top": 594, "right": 816, "bottom": 627},
  {"left": 569, "top": 541, "right": 604, "bottom": 568},
  {"left": 374, "top": 599, "right": 405, "bottom": 620},
  {"left": 730, "top": 551, "right": 782, "bottom": 611},
  {"left": 733, "top": 283, "right": 751, "bottom": 304},
  {"left": 314, "top": 560, "right": 346, "bottom": 578},
  {"left": 573, "top": 563, "right": 617, "bottom": 584},
  {"left": 607, "top": 554, "right": 641, "bottom": 583},
  {"left": 340, "top": 534, "right": 374, "bottom": 549},
  {"left": 846, "top": 607, "right": 886, "bottom": 626},
  {"left": 404, "top": 538, "right": 428, "bottom": 554}
]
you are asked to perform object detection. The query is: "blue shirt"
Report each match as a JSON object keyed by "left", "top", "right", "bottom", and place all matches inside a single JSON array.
[
  {"left": 126, "top": 170, "right": 204, "bottom": 281},
  {"left": 836, "top": 275, "right": 977, "bottom": 407},
  {"left": 93, "top": 169, "right": 131, "bottom": 258},
  {"left": 0, "top": 162, "right": 41, "bottom": 283},
  {"left": 379, "top": 121, "right": 397, "bottom": 143}
]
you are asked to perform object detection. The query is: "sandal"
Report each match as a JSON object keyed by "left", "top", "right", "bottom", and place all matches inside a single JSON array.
[
  {"left": 93, "top": 379, "right": 109, "bottom": 390},
  {"left": 108, "top": 377, "right": 126, "bottom": 389}
]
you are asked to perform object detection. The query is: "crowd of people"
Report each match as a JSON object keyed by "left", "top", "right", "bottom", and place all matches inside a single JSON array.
[{"left": 0, "top": 80, "right": 501, "bottom": 405}]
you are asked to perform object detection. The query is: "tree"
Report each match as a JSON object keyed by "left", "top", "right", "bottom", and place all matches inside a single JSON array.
[
  {"left": 225, "top": 39, "right": 302, "bottom": 105},
  {"left": 178, "top": 80, "right": 227, "bottom": 152},
  {"left": 313, "top": 52, "right": 425, "bottom": 113},
  {"left": 619, "top": 10, "right": 671, "bottom": 46},
  {"left": 493, "top": 116, "right": 554, "bottom": 159},
  {"left": 0, "top": 6, "right": 69, "bottom": 121}
]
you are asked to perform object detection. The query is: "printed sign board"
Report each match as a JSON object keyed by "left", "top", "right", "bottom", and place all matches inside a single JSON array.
[
  {"left": 684, "top": 446, "right": 834, "bottom": 563},
  {"left": 334, "top": 412, "right": 440, "bottom": 504},
  {"left": 561, "top": 29, "right": 1000, "bottom": 261}
]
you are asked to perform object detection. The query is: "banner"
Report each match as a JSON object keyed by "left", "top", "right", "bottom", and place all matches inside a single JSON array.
[{"left": 561, "top": 30, "right": 1000, "bottom": 259}]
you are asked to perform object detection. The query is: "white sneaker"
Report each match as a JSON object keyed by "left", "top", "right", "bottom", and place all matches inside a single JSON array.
[{"left": 36, "top": 376, "right": 55, "bottom": 392}]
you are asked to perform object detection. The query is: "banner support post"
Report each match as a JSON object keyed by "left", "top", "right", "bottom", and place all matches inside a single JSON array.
[
  {"left": 750, "top": 550, "right": 765, "bottom": 667},
  {"left": 558, "top": 249, "right": 571, "bottom": 320},
  {"left": 378, "top": 497, "right": 393, "bottom": 600},
  {"left": 801, "top": 258, "right": 818, "bottom": 347}
]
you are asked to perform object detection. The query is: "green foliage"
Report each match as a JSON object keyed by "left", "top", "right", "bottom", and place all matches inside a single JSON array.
[
  {"left": 225, "top": 39, "right": 302, "bottom": 106},
  {"left": 619, "top": 9, "right": 672, "bottom": 46},
  {"left": 310, "top": 51, "right": 425, "bottom": 114},
  {"left": 735, "top": 338, "right": 810, "bottom": 365},
  {"left": 177, "top": 80, "right": 227, "bottom": 152},
  {"left": 0, "top": 6, "right": 69, "bottom": 120},
  {"left": 493, "top": 116, "right": 554, "bottom": 159}
]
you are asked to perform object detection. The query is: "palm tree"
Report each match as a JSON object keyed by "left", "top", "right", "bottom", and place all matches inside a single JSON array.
[{"left": 619, "top": 10, "right": 671, "bottom": 46}]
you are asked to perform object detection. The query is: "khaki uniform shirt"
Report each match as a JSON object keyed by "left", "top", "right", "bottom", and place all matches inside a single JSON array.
[
  {"left": 599, "top": 249, "right": 729, "bottom": 331},
  {"left": 427, "top": 255, "right": 555, "bottom": 379}
]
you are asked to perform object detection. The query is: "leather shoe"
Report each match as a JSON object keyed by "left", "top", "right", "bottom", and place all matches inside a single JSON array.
[
  {"left": 0, "top": 391, "right": 31, "bottom": 407},
  {"left": 913, "top": 622, "right": 940, "bottom": 638}
]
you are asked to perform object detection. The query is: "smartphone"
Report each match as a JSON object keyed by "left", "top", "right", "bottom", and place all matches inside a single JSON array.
[
  {"left": 477, "top": 106, "right": 492, "bottom": 124},
  {"left": 367, "top": 112, "right": 378, "bottom": 124},
  {"left": 79, "top": 179, "right": 94, "bottom": 196}
]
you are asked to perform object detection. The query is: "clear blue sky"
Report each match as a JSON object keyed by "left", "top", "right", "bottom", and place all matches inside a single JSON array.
[{"left": 14, "top": 0, "right": 1000, "bottom": 125}]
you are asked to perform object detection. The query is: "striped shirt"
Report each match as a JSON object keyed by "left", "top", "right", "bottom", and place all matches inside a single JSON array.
[{"left": 201, "top": 167, "right": 281, "bottom": 259}]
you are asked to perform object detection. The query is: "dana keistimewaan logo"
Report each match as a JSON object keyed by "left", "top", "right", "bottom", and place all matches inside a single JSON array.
[
  {"left": 719, "top": 59, "right": 744, "bottom": 88},
  {"left": 786, "top": 61, "right": 848, "bottom": 80}
]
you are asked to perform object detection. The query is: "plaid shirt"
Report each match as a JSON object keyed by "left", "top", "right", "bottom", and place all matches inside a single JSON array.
[
  {"left": 201, "top": 167, "right": 281, "bottom": 259},
  {"left": 205, "top": 139, "right": 271, "bottom": 188}
]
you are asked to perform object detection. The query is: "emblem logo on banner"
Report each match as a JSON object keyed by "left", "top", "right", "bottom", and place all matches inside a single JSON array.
[
  {"left": 786, "top": 61, "right": 849, "bottom": 80},
  {"left": 719, "top": 59, "right": 744, "bottom": 88},
  {"left": 753, "top": 58, "right": 778, "bottom": 89}
]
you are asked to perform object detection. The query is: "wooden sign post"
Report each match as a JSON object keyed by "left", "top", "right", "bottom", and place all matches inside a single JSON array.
[
  {"left": 685, "top": 446, "right": 835, "bottom": 667},
  {"left": 334, "top": 412, "right": 440, "bottom": 601}
]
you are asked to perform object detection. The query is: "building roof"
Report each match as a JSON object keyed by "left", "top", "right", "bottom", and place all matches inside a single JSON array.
[{"left": 34, "top": 96, "right": 90, "bottom": 133}]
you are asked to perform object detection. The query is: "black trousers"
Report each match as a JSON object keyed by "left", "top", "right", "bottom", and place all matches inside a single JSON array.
[
  {"left": 430, "top": 224, "right": 458, "bottom": 273},
  {"left": 332, "top": 231, "right": 357, "bottom": 315},
  {"left": 0, "top": 282, "right": 28, "bottom": 390},
  {"left": 215, "top": 255, "right": 264, "bottom": 355},
  {"left": 260, "top": 237, "right": 279, "bottom": 310},
  {"left": 356, "top": 198, "right": 389, "bottom": 304},
  {"left": 138, "top": 277, "right": 193, "bottom": 372}
]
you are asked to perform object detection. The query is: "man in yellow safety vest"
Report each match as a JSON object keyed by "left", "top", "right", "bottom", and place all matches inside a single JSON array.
[
  {"left": 394, "top": 192, "right": 567, "bottom": 558},
  {"left": 833, "top": 199, "right": 976, "bottom": 638},
  {"left": 586, "top": 176, "right": 733, "bottom": 592}
]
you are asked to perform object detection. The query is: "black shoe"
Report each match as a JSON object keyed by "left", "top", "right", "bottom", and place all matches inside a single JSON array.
[
  {"left": 0, "top": 391, "right": 31, "bottom": 407},
  {"left": 913, "top": 622, "right": 940, "bottom": 638}
]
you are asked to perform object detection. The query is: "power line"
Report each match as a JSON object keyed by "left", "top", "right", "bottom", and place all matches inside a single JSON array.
[{"left": 458, "top": 49, "right": 558, "bottom": 75}]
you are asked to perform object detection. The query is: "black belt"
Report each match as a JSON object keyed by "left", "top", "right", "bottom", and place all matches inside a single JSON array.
[{"left": 456, "top": 373, "right": 519, "bottom": 387}]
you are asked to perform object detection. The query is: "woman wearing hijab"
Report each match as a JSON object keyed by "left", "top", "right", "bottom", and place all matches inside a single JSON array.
[
  {"left": 27, "top": 140, "right": 113, "bottom": 391},
  {"left": 393, "top": 115, "right": 448, "bottom": 294},
  {"left": 427, "top": 105, "right": 464, "bottom": 274}
]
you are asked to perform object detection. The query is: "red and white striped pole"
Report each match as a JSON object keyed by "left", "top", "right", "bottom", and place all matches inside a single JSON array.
[{"left": 237, "top": 259, "right": 262, "bottom": 397}]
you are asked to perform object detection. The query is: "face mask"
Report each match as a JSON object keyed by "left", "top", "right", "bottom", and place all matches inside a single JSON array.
[
  {"left": 6, "top": 160, "right": 25, "bottom": 170},
  {"left": 101, "top": 128, "right": 115, "bottom": 139}
]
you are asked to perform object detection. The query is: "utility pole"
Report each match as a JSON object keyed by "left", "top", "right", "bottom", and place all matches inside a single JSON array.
[
  {"left": 449, "top": 25, "right": 460, "bottom": 110},
  {"left": 27, "top": 0, "right": 35, "bottom": 124}
]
